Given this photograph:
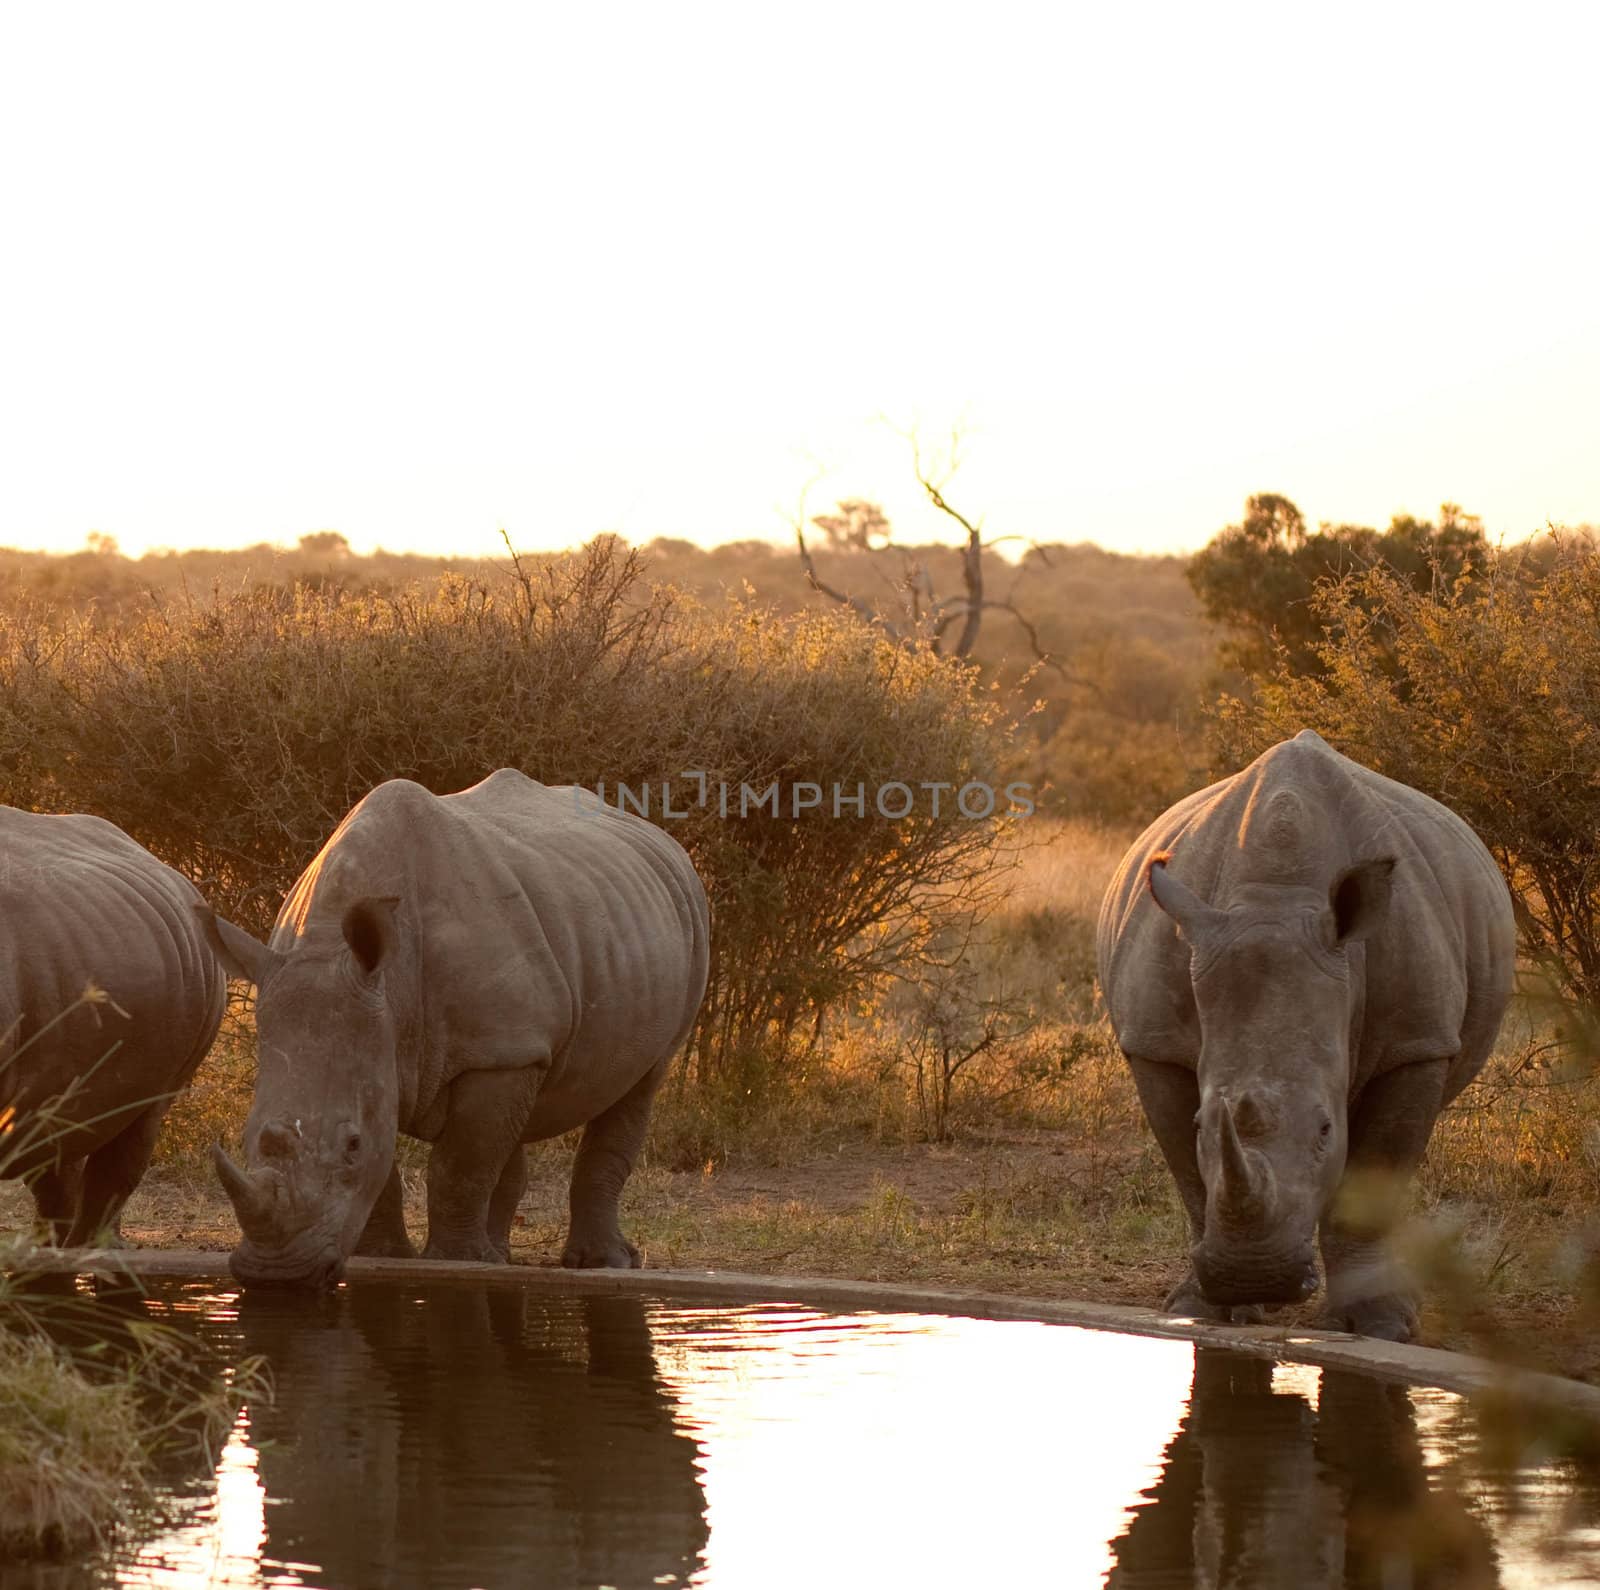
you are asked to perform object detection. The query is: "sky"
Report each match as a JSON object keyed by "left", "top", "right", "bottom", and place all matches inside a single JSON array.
[{"left": 2, "top": 2, "right": 1596, "bottom": 560}]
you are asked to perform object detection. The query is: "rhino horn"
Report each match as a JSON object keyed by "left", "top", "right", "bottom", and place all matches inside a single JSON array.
[
  {"left": 1147, "top": 856, "right": 1226, "bottom": 947},
  {"left": 1217, "top": 1100, "right": 1268, "bottom": 1222},
  {"left": 212, "top": 1143, "right": 284, "bottom": 1243}
]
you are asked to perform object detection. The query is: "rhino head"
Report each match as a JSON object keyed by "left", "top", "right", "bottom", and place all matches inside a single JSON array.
[
  {"left": 1148, "top": 852, "right": 1395, "bottom": 1308},
  {"left": 199, "top": 901, "right": 402, "bottom": 1290}
]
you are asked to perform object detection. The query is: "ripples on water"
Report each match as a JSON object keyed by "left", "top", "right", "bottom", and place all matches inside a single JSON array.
[{"left": 6, "top": 1277, "right": 1600, "bottom": 1589}]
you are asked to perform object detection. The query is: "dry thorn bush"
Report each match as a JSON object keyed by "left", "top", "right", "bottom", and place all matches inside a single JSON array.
[{"left": 0, "top": 537, "right": 1012, "bottom": 1084}]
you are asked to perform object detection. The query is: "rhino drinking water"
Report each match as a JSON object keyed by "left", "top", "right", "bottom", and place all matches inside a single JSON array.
[
  {"left": 1, "top": 808, "right": 227, "bottom": 1244},
  {"left": 202, "top": 770, "right": 710, "bottom": 1289},
  {"left": 1097, "top": 731, "right": 1514, "bottom": 1340}
]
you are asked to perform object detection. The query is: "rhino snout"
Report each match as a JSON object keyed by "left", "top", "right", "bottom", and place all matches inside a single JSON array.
[
  {"left": 1193, "top": 1244, "right": 1320, "bottom": 1308},
  {"left": 230, "top": 1239, "right": 346, "bottom": 1292}
]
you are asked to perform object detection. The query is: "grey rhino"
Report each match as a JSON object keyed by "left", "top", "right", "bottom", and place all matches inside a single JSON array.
[
  {"left": 1097, "top": 731, "right": 1514, "bottom": 1340},
  {"left": 202, "top": 770, "right": 710, "bottom": 1289},
  {"left": 1, "top": 808, "right": 227, "bottom": 1244}
]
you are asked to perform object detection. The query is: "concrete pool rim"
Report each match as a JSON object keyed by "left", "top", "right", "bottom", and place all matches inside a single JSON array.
[{"left": 23, "top": 1246, "right": 1600, "bottom": 1423}]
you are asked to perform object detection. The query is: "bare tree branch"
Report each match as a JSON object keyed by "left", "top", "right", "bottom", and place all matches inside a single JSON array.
[
  {"left": 794, "top": 522, "right": 906, "bottom": 640},
  {"left": 792, "top": 431, "right": 1075, "bottom": 684},
  {"left": 910, "top": 438, "right": 987, "bottom": 657}
]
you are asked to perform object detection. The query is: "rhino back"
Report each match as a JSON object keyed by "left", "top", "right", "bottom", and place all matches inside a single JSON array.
[
  {"left": 1098, "top": 733, "right": 1514, "bottom": 1090},
  {"left": 276, "top": 772, "right": 709, "bottom": 1138},
  {"left": 0, "top": 809, "right": 227, "bottom": 1159}
]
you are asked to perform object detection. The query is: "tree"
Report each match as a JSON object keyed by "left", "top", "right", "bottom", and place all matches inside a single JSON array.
[
  {"left": 1188, "top": 494, "right": 1489, "bottom": 679},
  {"left": 1213, "top": 533, "right": 1600, "bottom": 1039},
  {"left": 792, "top": 442, "right": 1064, "bottom": 675}
]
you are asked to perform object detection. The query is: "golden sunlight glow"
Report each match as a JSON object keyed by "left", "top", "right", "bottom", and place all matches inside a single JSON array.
[
  {"left": 120, "top": 1407, "right": 268, "bottom": 1589},
  {"left": 649, "top": 1308, "right": 1193, "bottom": 1588},
  {"left": 1, "top": 3, "right": 1596, "bottom": 558}
]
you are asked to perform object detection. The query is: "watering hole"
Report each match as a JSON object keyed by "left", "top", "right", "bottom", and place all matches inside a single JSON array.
[{"left": 10, "top": 1275, "right": 1600, "bottom": 1589}]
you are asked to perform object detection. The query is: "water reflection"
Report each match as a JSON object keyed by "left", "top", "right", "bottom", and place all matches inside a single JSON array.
[
  {"left": 214, "top": 1285, "right": 707, "bottom": 1589},
  {"left": 13, "top": 1280, "right": 1600, "bottom": 1589},
  {"left": 1108, "top": 1350, "right": 1502, "bottom": 1588}
]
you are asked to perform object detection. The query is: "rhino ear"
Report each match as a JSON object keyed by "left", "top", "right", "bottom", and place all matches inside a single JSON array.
[
  {"left": 342, "top": 897, "right": 401, "bottom": 981},
  {"left": 1331, "top": 857, "right": 1395, "bottom": 944},
  {"left": 195, "top": 905, "right": 281, "bottom": 987},
  {"left": 1148, "top": 854, "right": 1226, "bottom": 947}
]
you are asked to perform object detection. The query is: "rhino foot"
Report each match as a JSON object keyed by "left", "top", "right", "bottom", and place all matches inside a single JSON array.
[
  {"left": 355, "top": 1234, "right": 418, "bottom": 1260},
  {"left": 1162, "top": 1274, "right": 1265, "bottom": 1326},
  {"left": 1317, "top": 1293, "right": 1417, "bottom": 1342},
  {"left": 561, "top": 1233, "right": 642, "bottom": 1270},
  {"left": 422, "top": 1234, "right": 510, "bottom": 1265}
]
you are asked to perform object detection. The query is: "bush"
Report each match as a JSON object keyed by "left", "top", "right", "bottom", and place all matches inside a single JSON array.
[
  {"left": 1188, "top": 494, "right": 1489, "bottom": 680},
  {"left": 0, "top": 538, "right": 1012, "bottom": 1073},
  {"left": 1214, "top": 532, "right": 1600, "bottom": 1030},
  {"left": 0, "top": 1033, "right": 256, "bottom": 1561}
]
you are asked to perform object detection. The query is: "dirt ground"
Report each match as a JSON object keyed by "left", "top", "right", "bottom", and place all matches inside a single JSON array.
[{"left": 7, "top": 1128, "right": 1596, "bottom": 1384}]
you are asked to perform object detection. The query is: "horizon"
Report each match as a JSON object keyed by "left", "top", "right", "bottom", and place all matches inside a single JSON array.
[
  {"left": 2, "top": 4, "right": 1596, "bottom": 563},
  {"left": 0, "top": 504, "right": 1571, "bottom": 570}
]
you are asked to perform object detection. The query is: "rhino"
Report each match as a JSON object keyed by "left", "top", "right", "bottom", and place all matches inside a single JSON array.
[
  {"left": 201, "top": 770, "right": 710, "bottom": 1289},
  {"left": 1097, "top": 731, "right": 1514, "bottom": 1340},
  {"left": 1, "top": 808, "right": 227, "bottom": 1245}
]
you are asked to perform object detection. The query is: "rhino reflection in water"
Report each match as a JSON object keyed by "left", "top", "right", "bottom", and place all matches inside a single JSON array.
[
  {"left": 1098, "top": 732, "right": 1515, "bottom": 1339},
  {"left": 235, "top": 1284, "right": 708, "bottom": 1589},
  {"left": 1107, "top": 1351, "right": 1499, "bottom": 1589},
  {"left": 202, "top": 771, "right": 709, "bottom": 1288}
]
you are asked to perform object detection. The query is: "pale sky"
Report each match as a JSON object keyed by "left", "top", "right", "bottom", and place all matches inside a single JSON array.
[{"left": 2, "top": 2, "right": 1596, "bottom": 560}]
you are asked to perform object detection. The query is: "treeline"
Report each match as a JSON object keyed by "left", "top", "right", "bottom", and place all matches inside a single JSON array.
[
  {"left": 8, "top": 494, "right": 1600, "bottom": 1041},
  {"left": 5, "top": 501, "right": 1593, "bottom": 831},
  {"left": 0, "top": 527, "right": 1216, "bottom": 821},
  {"left": 0, "top": 540, "right": 1006, "bottom": 1078}
]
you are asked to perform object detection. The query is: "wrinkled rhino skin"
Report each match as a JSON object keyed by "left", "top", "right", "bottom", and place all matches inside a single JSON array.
[
  {"left": 205, "top": 770, "right": 710, "bottom": 1288},
  {"left": 1097, "top": 732, "right": 1515, "bottom": 1340},
  {"left": 0, "top": 808, "right": 227, "bottom": 1245}
]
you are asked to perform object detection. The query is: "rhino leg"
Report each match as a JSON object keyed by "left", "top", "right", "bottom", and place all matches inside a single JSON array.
[
  {"left": 1127, "top": 1055, "right": 1265, "bottom": 1325},
  {"left": 354, "top": 1162, "right": 417, "bottom": 1258},
  {"left": 486, "top": 1147, "right": 528, "bottom": 1263},
  {"left": 30, "top": 1161, "right": 85, "bottom": 1247},
  {"left": 1318, "top": 1058, "right": 1449, "bottom": 1342},
  {"left": 562, "top": 1056, "right": 671, "bottom": 1270},
  {"left": 66, "top": 1101, "right": 170, "bottom": 1247},
  {"left": 423, "top": 1067, "right": 542, "bottom": 1263}
]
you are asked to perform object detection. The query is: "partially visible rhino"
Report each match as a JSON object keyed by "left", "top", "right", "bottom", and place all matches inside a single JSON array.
[
  {"left": 1097, "top": 731, "right": 1514, "bottom": 1340},
  {"left": 202, "top": 770, "right": 710, "bottom": 1289},
  {"left": 0, "top": 808, "right": 227, "bottom": 1245}
]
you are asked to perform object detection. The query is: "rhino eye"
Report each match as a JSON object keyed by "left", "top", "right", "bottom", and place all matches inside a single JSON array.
[
  {"left": 1318, "top": 1119, "right": 1332, "bottom": 1142},
  {"left": 344, "top": 1132, "right": 362, "bottom": 1157}
]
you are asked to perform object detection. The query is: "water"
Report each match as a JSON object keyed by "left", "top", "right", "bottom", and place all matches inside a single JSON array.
[{"left": 7, "top": 1276, "right": 1600, "bottom": 1589}]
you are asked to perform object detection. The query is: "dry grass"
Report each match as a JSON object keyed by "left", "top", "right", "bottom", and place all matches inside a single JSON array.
[
  {"left": 0, "top": 1032, "right": 257, "bottom": 1562},
  {"left": 1000, "top": 816, "right": 1132, "bottom": 924},
  {"left": 0, "top": 1329, "right": 147, "bottom": 1559},
  {"left": 0, "top": 1243, "right": 262, "bottom": 1562}
]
